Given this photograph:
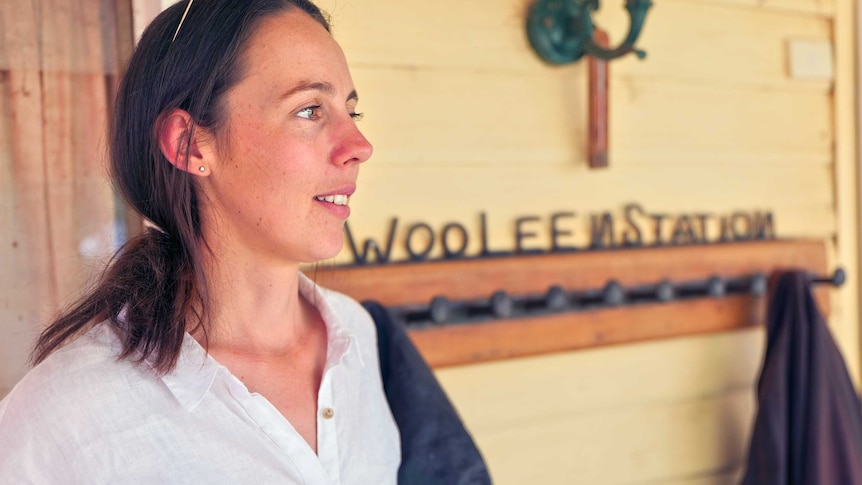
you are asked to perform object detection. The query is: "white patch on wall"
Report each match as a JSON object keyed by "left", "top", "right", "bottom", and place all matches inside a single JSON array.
[
  {"left": 78, "top": 225, "right": 118, "bottom": 261},
  {"left": 787, "top": 39, "right": 834, "bottom": 81}
]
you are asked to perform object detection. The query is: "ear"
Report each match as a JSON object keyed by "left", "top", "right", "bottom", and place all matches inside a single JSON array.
[{"left": 156, "top": 109, "right": 213, "bottom": 177}]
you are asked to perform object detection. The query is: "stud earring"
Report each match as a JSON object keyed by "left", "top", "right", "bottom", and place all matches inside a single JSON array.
[{"left": 199, "top": 166, "right": 206, "bottom": 173}]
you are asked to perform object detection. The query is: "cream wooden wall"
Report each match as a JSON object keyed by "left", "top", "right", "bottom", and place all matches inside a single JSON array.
[
  {"left": 0, "top": 0, "right": 854, "bottom": 482},
  {"left": 316, "top": 0, "right": 858, "bottom": 483}
]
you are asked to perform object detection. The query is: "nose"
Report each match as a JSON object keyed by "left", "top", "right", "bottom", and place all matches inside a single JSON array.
[{"left": 333, "top": 117, "right": 373, "bottom": 166}]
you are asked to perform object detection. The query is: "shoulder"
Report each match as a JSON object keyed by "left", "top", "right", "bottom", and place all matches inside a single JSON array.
[
  {"left": 13, "top": 323, "right": 141, "bottom": 385},
  {"left": 0, "top": 324, "right": 163, "bottom": 470},
  {"left": 4, "top": 325, "right": 115, "bottom": 406}
]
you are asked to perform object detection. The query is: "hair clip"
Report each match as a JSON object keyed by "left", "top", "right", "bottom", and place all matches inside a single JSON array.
[{"left": 172, "top": 0, "right": 195, "bottom": 43}]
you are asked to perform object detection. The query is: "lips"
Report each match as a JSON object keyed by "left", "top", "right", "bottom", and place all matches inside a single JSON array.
[
  {"left": 314, "top": 185, "right": 355, "bottom": 205},
  {"left": 313, "top": 185, "right": 355, "bottom": 219}
]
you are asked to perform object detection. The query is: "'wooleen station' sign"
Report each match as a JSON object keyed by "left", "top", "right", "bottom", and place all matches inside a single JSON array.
[{"left": 343, "top": 203, "right": 775, "bottom": 266}]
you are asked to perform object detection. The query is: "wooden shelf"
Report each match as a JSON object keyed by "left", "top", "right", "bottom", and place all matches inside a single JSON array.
[{"left": 315, "top": 240, "right": 830, "bottom": 367}]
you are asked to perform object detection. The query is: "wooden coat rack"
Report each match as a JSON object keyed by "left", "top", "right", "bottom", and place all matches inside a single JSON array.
[{"left": 315, "top": 240, "right": 832, "bottom": 368}]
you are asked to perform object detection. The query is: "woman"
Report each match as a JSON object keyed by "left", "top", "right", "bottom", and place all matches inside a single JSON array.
[{"left": 0, "top": 0, "right": 401, "bottom": 482}]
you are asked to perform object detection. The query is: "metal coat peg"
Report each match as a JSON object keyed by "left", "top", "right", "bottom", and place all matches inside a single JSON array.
[
  {"left": 656, "top": 280, "right": 675, "bottom": 302},
  {"left": 706, "top": 276, "right": 725, "bottom": 298},
  {"left": 546, "top": 285, "right": 568, "bottom": 311},
  {"left": 603, "top": 280, "right": 625, "bottom": 306},
  {"left": 750, "top": 273, "right": 768, "bottom": 296},
  {"left": 429, "top": 296, "right": 450, "bottom": 324},
  {"left": 490, "top": 291, "right": 514, "bottom": 318},
  {"left": 390, "top": 267, "right": 852, "bottom": 328},
  {"left": 812, "top": 268, "right": 846, "bottom": 287}
]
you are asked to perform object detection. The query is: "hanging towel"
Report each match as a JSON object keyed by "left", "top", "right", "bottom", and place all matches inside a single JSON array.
[
  {"left": 363, "top": 301, "right": 493, "bottom": 485},
  {"left": 742, "top": 271, "right": 862, "bottom": 484}
]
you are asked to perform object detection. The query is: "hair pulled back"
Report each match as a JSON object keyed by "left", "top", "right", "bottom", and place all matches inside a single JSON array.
[{"left": 32, "top": 0, "right": 330, "bottom": 373}]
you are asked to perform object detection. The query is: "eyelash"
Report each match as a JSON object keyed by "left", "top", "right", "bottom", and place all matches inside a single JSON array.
[{"left": 296, "top": 106, "right": 365, "bottom": 122}]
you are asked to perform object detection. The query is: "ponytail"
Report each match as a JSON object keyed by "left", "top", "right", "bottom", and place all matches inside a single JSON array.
[{"left": 31, "top": 228, "right": 203, "bottom": 374}]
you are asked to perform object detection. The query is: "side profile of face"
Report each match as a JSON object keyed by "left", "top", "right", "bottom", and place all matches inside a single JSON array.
[{"left": 198, "top": 8, "right": 372, "bottom": 266}]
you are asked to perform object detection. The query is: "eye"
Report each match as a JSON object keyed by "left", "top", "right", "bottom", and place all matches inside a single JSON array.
[
  {"left": 296, "top": 105, "right": 321, "bottom": 120},
  {"left": 350, "top": 112, "right": 364, "bottom": 121}
]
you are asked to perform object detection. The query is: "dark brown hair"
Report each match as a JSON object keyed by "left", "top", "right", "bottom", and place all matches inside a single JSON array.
[{"left": 31, "top": 0, "right": 330, "bottom": 373}]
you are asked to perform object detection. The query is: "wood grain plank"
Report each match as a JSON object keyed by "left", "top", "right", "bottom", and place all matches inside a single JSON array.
[
  {"left": 829, "top": 0, "right": 860, "bottom": 384},
  {"left": 409, "top": 296, "right": 768, "bottom": 367},
  {"left": 318, "top": 0, "right": 832, "bottom": 80},
  {"left": 0, "top": 0, "right": 127, "bottom": 396},
  {"left": 474, "top": 390, "right": 754, "bottom": 485},
  {"left": 687, "top": 0, "right": 833, "bottom": 16},
  {"left": 434, "top": 328, "right": 763, "bottom": 431},
  {"left": 0, "top": 1, "right": 54, "bottom": 396},
  {"left": 320, "top": 240, "right": 827, "bottom": 304},
  {"left": 656, "top": 467, "right": 744, "bottom": 485},
  {"left": 41, "top": 0, "right": 118, "bottom": 301},
  {"left": 338, "top": 162, "right": 834, "bottom": 266},
  {"left": 351, "top": 68, "right": 832, "bottom": 167}
]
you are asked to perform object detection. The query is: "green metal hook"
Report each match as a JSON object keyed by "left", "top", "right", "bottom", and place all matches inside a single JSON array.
[{"left": 526, "top": 0, "right": 653, "bottom": 65}]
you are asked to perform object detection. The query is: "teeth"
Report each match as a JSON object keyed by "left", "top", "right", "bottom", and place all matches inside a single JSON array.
[{"left": 315, "top": 194, "right": 349, "bottom": 206}]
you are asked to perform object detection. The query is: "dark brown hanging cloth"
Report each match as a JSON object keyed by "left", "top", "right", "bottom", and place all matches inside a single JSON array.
[{"left": 742, "top": 271, "right": 862, "bottom": 484}]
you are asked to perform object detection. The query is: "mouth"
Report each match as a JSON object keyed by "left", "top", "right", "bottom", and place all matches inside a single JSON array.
[{"left": 314, "top": 194, "right": 349, "bottom": 206}]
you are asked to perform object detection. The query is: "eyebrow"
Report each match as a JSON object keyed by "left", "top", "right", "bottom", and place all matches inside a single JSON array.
[{"left": 279, "top": 81, "right": 359, "bottom": 103}]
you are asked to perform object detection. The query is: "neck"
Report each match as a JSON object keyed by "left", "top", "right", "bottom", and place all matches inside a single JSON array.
[{"left": 194, "top": 242, "right": 317, "bottom": 357}]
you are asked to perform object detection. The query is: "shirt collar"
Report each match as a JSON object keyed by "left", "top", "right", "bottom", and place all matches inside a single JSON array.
[
  {"left": 297, "top": 272, "right": 364, "bottom": 370},
  {"left": 158, "top": 272, "right": 363, "bottom": 411},
  {"left": 158, "top": 334, "right": 220, "bottom": 412}
]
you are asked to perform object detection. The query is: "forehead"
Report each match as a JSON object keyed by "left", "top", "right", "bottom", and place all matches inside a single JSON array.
[{"left": 239, "top": 9, "right": 349, "bottom": 86}]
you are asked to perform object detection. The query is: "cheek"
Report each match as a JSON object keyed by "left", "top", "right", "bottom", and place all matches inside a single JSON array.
[
  {"left": 222, "top": 118, "right": 323, "bottom": 199},
  {"left": 225, "top": 129, "right": 283, "bottom": 183}
]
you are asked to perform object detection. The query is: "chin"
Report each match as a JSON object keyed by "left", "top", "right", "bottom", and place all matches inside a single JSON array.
[{"left": 306, "top": 236, "right": 344, "bottom": 263}]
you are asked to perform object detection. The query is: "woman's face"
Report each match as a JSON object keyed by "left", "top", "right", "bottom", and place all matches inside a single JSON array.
[{"left": 199, "top": 9, "right": 372, "bottom": 266}]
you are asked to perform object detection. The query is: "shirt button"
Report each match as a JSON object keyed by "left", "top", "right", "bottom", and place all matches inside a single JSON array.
[{"left": 321, "top": 407, "right": 335, "bottom": 419}]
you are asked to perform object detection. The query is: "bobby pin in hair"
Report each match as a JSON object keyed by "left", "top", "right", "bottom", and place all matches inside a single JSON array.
[{"left": 172, "top": 0, "right": 195, "bottom": 42}]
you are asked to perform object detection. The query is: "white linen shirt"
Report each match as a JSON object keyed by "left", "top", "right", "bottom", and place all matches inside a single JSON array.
[{"left": 0, "top": 274, "right": 400, "bottom": 484}]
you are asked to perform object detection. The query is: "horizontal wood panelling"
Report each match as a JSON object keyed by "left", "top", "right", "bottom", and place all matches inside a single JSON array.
[
  {"left": 659, "top": 468, "right": 743, "bottom": 485},
  {"left": 435, "top": 332, "right": 760, "bottom": 483},
  {"left": 467, "top": 388, "right": 754, "bottom": 484},
  {"left": 350, "top": 68, "right": 831, "bottom": 167},
  {"left": 609, "top": 79, "right": 832, "bottom": 168},
  {"left": 688, "top": 0, "right": 833, "bottom": 16},
  {"left": 308, "top": 0, "right": 844, "bottom": 483},
  {"left": 597, "top": 1, "right": 832, "bottom": 84},
  {"left": 349, "top": 165, "right": 834, "bottom": 214},
  {"left": 350, "top": 67, "right": 586, "bottom": 166},
  {"left": 320, "top": 0, "right": 831, "bottom": 83},
  {"left": 0, "top": 1, "right": 848, "bottom": 484},
  {"left": 435, "top": 328, "right": 764, "bottom": 431},
  {"left": 339, "top": 165, "right": 834, "bottom": 265}
]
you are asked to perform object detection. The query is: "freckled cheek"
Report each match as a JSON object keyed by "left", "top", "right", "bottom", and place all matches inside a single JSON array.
[{"left": 231, "top": 132, "right": 280, "bottom": 178}]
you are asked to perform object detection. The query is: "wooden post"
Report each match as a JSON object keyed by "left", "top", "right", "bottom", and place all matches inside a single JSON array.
[{"left": 588, "top": 29, "right": 609, "bottom": 169}]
